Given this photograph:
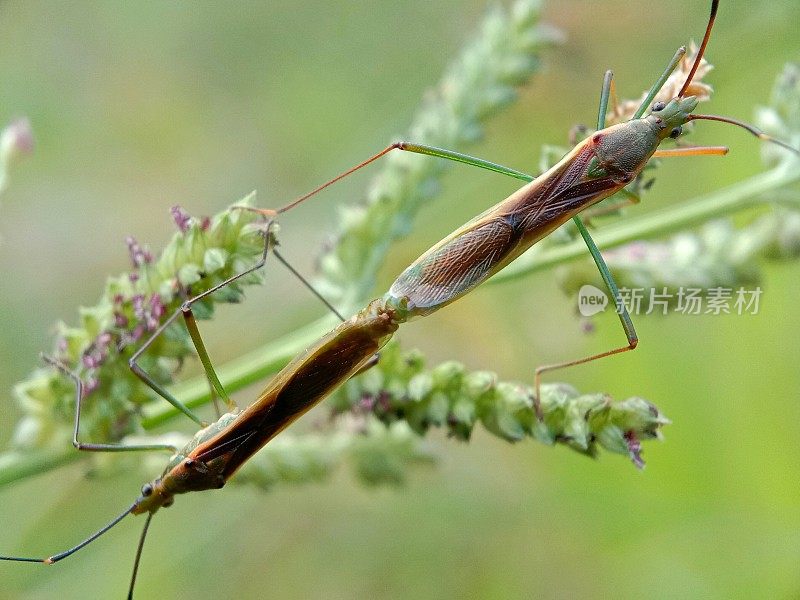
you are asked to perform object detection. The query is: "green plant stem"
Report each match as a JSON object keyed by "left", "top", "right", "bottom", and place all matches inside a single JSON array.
[{"left": 0, "top": 449, "right": 81, "bottom": 486}]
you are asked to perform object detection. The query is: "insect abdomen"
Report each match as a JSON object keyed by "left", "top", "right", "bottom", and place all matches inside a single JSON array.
[{"left": 387, "top": 216, "right": 520, "bottom": 318}]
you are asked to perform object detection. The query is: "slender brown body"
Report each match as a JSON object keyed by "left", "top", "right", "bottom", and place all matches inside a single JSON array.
[
  {"left": 387, "top": 116, "right": 679, "bottom": 318},
  {"left": 133, "top": 299, "right": 399, "bottom": 514}
]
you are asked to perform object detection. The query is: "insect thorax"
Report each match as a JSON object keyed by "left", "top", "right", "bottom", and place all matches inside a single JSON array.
[{"left": 594, "top": 120, "right": 661, "bottom": 177}]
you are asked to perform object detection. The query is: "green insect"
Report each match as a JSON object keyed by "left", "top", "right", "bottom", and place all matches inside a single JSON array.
[{"left": 2, "top": 0, "right": 796, "bottom": 597}]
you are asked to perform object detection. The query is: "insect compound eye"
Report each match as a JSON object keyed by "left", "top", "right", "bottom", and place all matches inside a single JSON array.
[
  {"left": 651, "top": 101, "right": 666, "bottom": 112},
  {"left": 669, "top": 126, "right": 682, "bottom": 139},
  {"left": 141, "top": 483, "right": 153, "bottom": 497}
]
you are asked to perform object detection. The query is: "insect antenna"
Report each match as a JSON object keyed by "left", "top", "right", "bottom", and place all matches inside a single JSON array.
[
  {"left": 0, "top": 503, "right": 135, "bottom": 565},
  {"left": 127, "top": 512, "right": 155, "bottom": 600},
  {"left": 675, "top": 0, "right": 798, "bottom": 155},
  {"left": 678, "top": 0, "right": 720, "bottom": 97},
  {"left": 687, "top": 114, "right": 800, "bottom": 155}
]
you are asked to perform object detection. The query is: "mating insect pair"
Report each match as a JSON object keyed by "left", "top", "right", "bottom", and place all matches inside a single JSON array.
[{"left": 2, "top": 0, "right": 797, "bottom": 597}]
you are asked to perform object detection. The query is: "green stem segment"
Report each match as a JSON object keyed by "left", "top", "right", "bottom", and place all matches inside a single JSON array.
[{"left": 0, "top": 449, "right": 81, "bottom": 487}]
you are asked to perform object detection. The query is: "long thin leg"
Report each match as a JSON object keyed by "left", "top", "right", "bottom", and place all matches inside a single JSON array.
[
  {"left": 532, "top": 218, "right": 638, "bottom": 419},
  {"left": 129, "top": 220, "right": 278, "bottom": 421},
  {"left": 41, "top": 355, "right": 177, "bottom": 453},
  {"left": 0, "top": 388, "right": 139, "bottom": 576},
  {"left": 130, "top": 213, "right": 350, "bottom": 423},
  {"left": 529, "top": 69, "right": 639, "bottom": 420},
  {"left": 633, "top": 46, "right": 686, "bottom": 119},
  {"left": 0, "top": 503, "right": 135, "bottom": 564},
  {"left": 530, "top": 76, "right": 732, "bottom": 418},
  {"left": 128, "top": 306, "right": 206, "bottom": 426},
  {"left": 272, "top": 249, "right": 346, "bottom": 322},
  {"left": 184, "top": 224, "right": 354, "bottom": 395},
  {"left": 127, "top": 512, "right": 154, "bottom": 600},
  {"left": 530, "top": 69, "right": 639, "bottom": 419},
  {"left": 652, "top": 145, "right": 728, "bottom": 158},
  {"left": 597, "top": 70, "right": 613, "bottom": 130},
  {"left": 208, "top": 378, "right": 222, "bottom": 419},
  {"left": 238, "top": 142, "right": 534, "bottom": 223}
]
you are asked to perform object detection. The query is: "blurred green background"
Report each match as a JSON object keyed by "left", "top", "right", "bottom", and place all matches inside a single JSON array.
[{"left": 1, "top": 1, "right": 799, "bottom": 598}]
